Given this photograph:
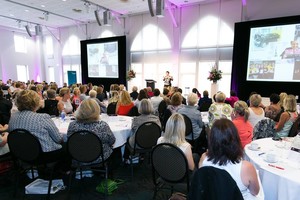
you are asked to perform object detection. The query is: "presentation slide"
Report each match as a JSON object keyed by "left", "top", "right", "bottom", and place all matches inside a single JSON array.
[
  {"left": 247, "top": 23, "right": 300, "bottom": 82},
  {"left": 87, "top": 41, "right": 119, "bottom": 78}
]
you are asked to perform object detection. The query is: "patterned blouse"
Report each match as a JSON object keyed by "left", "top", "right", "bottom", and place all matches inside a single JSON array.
[
  {"left": 67, "top": 120, "right": 116, "bottom": 164},
  {"left": 208, "top": 103, "right": 233, "bottom": 127},
  {"left": 8, "top": 110, "right": 63, "bottom": 152}
]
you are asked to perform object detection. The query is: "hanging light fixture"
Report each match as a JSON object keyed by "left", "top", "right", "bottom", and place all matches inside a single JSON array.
[
  {"left": 43, "top": 12, "right": 49, "bottom": 21},
  {"left": 94, "top": 9, "right": 102, "bottom": 26},
  {"left": 156, "top": 0, "right": 165, "bottom": 17}
]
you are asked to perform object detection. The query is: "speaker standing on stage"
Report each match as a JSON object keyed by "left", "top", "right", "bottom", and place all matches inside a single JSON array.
[{"left": 163, "top": 71, "right": 173, "bottom": 88}]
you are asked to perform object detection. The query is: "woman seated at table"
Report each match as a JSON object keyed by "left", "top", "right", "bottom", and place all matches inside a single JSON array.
[
  {"left": 231, "top": 101, "right": 253, "bottom": 148},
  {"left": 265, "top": 93, "right": 283, "bottom": 122},
  {"left": 199, "top": 118, "right": 260, "bottom": 199},
  {"left": 208, "top": 91, "right": 232, "bottom": 127},
  {"left": 8, "top": 90, "right": 65, "bottom": 163},
  {"left": 128, "top": 99, "right": 161, "bottom": 148},
  {"left": 178, "top": 93, "right": 204, "bottom": 141},
  {"left": 67, "top": 99, "right": 115, "bottom": 164},
  {"left": 38, "top": 89, "right": 60, "bottom": 117},
  {"left": 248, "top": 94, "right": 265, "bottom": 128},
  {"left": 157, "top": 113, "right": 196, "bottom": 171},
  {"left": 275, "top": 94, "right": 298, "bottom": 137},
  {"left": 57, "top": 87, "right": 73, "bottom": 114},
  {"left": 116, "top": 91, "right": 134, "bottom": 116}
]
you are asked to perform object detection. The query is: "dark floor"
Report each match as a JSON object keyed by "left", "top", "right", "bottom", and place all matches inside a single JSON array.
[{"left": 0, "top": 155, "right": 188, "bottom": 200}]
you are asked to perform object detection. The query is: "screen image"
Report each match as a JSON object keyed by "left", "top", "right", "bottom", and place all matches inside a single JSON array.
[
  {"left": 87, "top": 41, "right": 119, "bottom": 78},
  {"left": 247, "top": 23, "right": 300, "bottom": 82}
]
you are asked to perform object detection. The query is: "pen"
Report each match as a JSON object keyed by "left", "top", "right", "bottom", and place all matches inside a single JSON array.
[
  {"left": 268, "top": 164, "right": 284, "bottom": 170},
  {"left": 258, "top": 152, "right": 265, "bottom": 156}
]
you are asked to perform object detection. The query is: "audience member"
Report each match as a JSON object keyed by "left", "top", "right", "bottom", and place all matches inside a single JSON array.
[
  {"left": 208, "top": 92, "right": 232, "bottom": 127},
  {"left": 71, "top": 87, "right": 81, "bottom": 111},
  {"left": 248, "top": 94, "right": 265, "bottom": 128},
  {"left": 58, "top": 87, "right": 73, "bottom": 114},
  {"left": 89, "top": 90, "right": 107, "bottom": 113},
  {"left": 128, "top": 99, "right": 161, "bottom": 148},
  {"left": 79, "top": 85, "right": 88, "bottom": 101},
  {"left": 197, "top": 90, "right": 212, "bottom": 111},
  {"left": 275, "top": 94, "right": 298, "bottom": 137},
  {"left": 157, "top": 113, "right": 196, "bottom": 171},
  {"left": 116, "top": 90, "right": 134, "bottom": 115},
  {"left": 150, "top": 88, "right": 163, "bottom": 115},
  {"left": 130, "top": 86, "right": 139, "bottom": 101},
  {"left": 178, "top": 93, "right": 204, "bottom": 140},
  {"left": 199, "top": 118, "right": 260, "bottom": 199},
  {"left": 134, "top": 89, "right": 148, "bottom": 108},
  {"left": 192, "top": 88, "right": 201, "bottom": 99},
  {"left": 0, "top": 90, "right": 12, "bottom": 125},
  {"left": 67, "top": 99, "right": 115, "bottom": 164},
  {"left": 38, "top": 89, "right": 60, "bottom": 116},
  {"left": 0, "top": 124, "right": 9, "bottom": 156},
  {"left": 265, "top": 93, "right": 283, "bottom": 122},
  {"left": 226, "top": 90, "right": 239, "bottom": 108},
  {"left": 231, "top": 101, "right": 253, "bottom": 148}
]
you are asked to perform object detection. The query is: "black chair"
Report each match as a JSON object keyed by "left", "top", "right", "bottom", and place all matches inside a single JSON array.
[
  {"left": 7, "top": 129, "right": 57, "bottom": 200},
  {"left": 151, "top": 143, "right": 190, "bottom": 199},
  {"left": 182, "top": 114, "right": 194, "bottom": 141},
  {"left": 107, "top": 102, "right": 117, "bottom": 115},
  {"left": 288, "top": 116, "right": 300, "bottom": 137},
  {"left": 158, "top": 100, "right": 167, "bottom": 123},
  {"left": 127, "top": 106, "right": 140, "bottom": 117},
  {"left": 125, "top": 122, "right": 161, "bottom": 178},
  {"left": 67, "top": 130, "right": 110, "bottom": 197},
  {"left": 188, "top": 166, "right": 243, "bottom": 200}
]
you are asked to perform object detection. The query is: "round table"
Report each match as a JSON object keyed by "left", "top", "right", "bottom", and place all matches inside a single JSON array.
[
  {"left": 244, "top": 137, "right": 300, "bottom": 200},
  {"left": 52, "top": 114, "right": 132, "bottom": 148}
]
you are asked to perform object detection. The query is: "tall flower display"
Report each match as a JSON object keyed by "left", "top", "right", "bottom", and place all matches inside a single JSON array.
[
  {"left": 207, "top": 67, "right": 222, "bottom": 83},
  {"left": 127, "top": 69, "right": 136, "bottom": 81}
]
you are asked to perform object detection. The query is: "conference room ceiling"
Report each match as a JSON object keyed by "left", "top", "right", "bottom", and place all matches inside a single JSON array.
[{"left": 0, "top": 0, "right": 217, "bottom": 32}]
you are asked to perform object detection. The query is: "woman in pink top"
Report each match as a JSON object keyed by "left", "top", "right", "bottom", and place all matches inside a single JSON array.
[{"left": 231, "top": 101, "right": 253, "bottom": 148}]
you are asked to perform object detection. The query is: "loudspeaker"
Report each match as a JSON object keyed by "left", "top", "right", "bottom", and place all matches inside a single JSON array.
[
  {"left": 94, "top": 10, "right": 102, "bottom": 26},
  {"left": 103, "top": 10, "right": 111, "bottom": 26},
  {"left": 35, "top": 25, "right": 43, "bottom": 36},
  {"left": 147, "top": 0, "right": 154, "bottom": 17},
  {"left": 25, "top": 25, "right": 32, "bottom": 37},
  {"left": 156, "top": 0, "right": 164, "bottom": 17}
]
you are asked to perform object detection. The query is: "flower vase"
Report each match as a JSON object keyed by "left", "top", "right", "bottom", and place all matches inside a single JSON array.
[{"left": 211, "top": 81, "right": 219, "bottom": 98}]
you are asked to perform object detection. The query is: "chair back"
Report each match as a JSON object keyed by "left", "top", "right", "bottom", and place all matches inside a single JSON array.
[
  {"left": 188, "top": 166, "right": 243, "bottom": 200},
  {"left": 151, "top": 143, "right": 189, "bottom": 185},
  {"left": 289, "top": 116, "right": 300, "bottom": 137},
  {"left": 8, "top": 129, "right": 42, "bottom": 163},
  {"left": 67, "top": 130, "right": 103, "bottom": 163},
  {"left": 134, "top": 122, "right": 161, "bottom": 150},
  {"left": 182, "top": 114, "right": 193, "bottom": 140},
  {"left": 107, "top": 102, "right": 117, "bottom": 115},
  {"left": 253, "top": 118, "right": 276, "bottom": 140}
]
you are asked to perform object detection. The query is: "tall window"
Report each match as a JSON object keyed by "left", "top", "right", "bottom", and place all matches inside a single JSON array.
[
  {"left": 181, "top": 15, "right": 234, "bottom": 97},
  {"left": 16, "top": 65, "right": 29, "bottom": 82},
  {"left": 45, "top": 36, "right": 54, "bottom": 57},
  {"left": 14, "top": 35, "right": 27, "bottom": 53},
  {"left": 48, "top": 66, "right": 55, "bottom": 82}
]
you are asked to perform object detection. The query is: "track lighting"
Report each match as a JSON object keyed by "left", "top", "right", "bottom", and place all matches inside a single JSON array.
[{"left": 103, "top": 10, "right": 112, "bottom": 26}]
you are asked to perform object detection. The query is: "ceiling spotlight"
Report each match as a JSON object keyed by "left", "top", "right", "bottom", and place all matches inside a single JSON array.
[
  {"left": 84, "top": 2, "right": 91, "bottom": 13},
  {"left": 94, "top": 10, "right": 102, "bottom": 26},
  {"left": 156, "top": 0, "right": 165, "bottom": 17},
  {"left": 103, "top": 10, "right": 112, "bottom": 26},
  {"left": 43, "top": 12, "right": 49, "bottom": 21}
]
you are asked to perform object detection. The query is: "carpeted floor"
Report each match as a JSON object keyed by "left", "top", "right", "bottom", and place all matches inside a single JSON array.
[{"left": 0, "top": 155, "right": 188, "bottom": 200}]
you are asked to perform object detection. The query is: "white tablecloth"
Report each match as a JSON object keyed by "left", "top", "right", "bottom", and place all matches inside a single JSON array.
[
  {"left": 244, "top": 138, "right": 300, "bottom": 200},
  {"left": 52, "top": 114, "right": 132, "bottom": 149}
]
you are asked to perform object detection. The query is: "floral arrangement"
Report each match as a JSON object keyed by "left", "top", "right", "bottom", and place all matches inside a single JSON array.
[
  {"left": 207, "top": 67, "right": 222, "bottom": 82},
  {"left": 127, "top": 69, "right": 136, "bottom": 81}
]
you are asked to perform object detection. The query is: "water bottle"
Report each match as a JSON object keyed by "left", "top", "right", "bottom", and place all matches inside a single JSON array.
[{"left": 60, "top": 111, "right": 66, "bottom": 122}]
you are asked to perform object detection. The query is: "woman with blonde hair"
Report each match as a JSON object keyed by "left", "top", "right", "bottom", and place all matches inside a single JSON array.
[
  {"left": 157, "top": 113, "right": 195, "bottom": 171},
  {"left": 275, "top": 94, "right": 298, "bottom": 137},
  {"left": 248, "top": 94, "right": 265, "bottom": 128},
  {"left": 116, "top": 90, "right": 134, "bottom": 115},
  {"left": 58, "top": 87, "right": 73, "bottom": 114},
  {"left": 231, "top": 101, "right": 253, "bottom": 148},
  {"left": 67, "top": 99, "right": 115, "bottom": 164}
]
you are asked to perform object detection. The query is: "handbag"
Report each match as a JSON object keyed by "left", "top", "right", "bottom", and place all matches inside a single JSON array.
[
  {"left": 25, "top": 178, "right": 65, "bottom": 194},
  {"left": 96, "top": 179, "right": 125, "bottom": 195}
]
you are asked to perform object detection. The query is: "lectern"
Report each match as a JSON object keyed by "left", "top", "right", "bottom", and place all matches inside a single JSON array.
[{"left": 145, "top": 79, "right": 156, "bottom": 90}]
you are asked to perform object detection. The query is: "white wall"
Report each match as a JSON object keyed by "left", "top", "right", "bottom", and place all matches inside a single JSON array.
[{"left": 1, "top": 0, "right": 299, "bottom": 86}]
